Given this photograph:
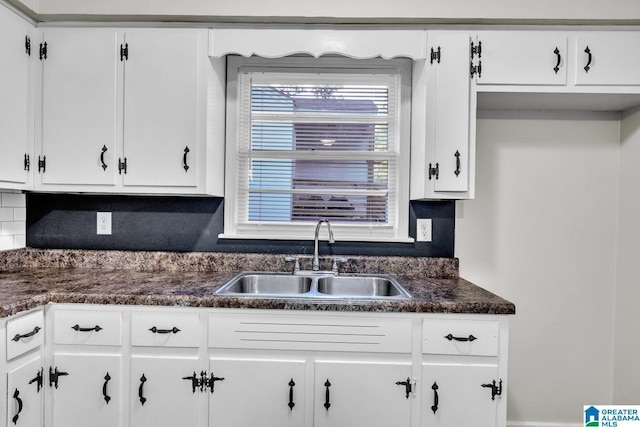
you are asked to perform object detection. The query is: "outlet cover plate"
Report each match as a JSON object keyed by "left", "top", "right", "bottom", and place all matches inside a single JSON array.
[
  {"left": 416, "top": 218, "right": 432, "bottom": 242},
  {"left": 97, "top": 212, "right": 112, "bottom": 235}
]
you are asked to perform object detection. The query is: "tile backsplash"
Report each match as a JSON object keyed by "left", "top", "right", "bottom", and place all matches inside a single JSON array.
[{"left": 0, "top": 192, "right": 26, "bottom": 251}]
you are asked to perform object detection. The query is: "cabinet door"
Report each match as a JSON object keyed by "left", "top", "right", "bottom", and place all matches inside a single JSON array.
[
  {"left": 429, "top": 33, "right": 474, "bottom": 194},
  {"left": 0, "top": 7, "right": 32, "bottom": 188},
  {"left": 314, "top": 360, "right": 412, "bottom": 427},
  {"left": 421, "top": 363, "right": 499, "bottom": 427},
  {"left": 476, "top": 31, "right": 568, "bottom": 86},
  {"left": 7, "top": 355, "right": 43, "bottom": 427},
  {"left": 39, "top": 29, "right": 119, "bottom": 187},
  {"left": 49, "top": 353, "right": 122, "bottom": 427},
  {"left": 209, "top": 357, "right": 306, "bottom": 427},
  {"left": 122, "top": 30, "right": 205, "bottom": 189},
  {"left": 575, "top": 33, "right": 640, "bottom": 85},
  {"left": 130, "top": 355, "right": 201, "bottom": 427}
]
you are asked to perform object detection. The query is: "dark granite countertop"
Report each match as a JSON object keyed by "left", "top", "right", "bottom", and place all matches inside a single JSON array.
[{"left": 0, "top": 249, "right": 515, "bottom": 317}]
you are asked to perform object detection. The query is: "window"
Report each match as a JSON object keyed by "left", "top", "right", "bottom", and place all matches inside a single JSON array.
[{"left": 223, "top": 56, "right": 411, "bottom": 242}]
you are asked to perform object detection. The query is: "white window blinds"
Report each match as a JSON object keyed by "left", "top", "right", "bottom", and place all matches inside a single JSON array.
[{"left": 224, "top": 57, "right": 411, "bottom": 241}]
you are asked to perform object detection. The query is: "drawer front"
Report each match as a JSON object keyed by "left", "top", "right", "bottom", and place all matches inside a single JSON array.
[
  {"left": 209, "top": 313, "right": 412, "bottom": 353},
  {"left": 7, "top": 309, "right": 44, "bottom": 360},
  {"left": 422, "top": 319, "right": 499, "bottom": 356},
  {"left": 54, "top": 309, "right": 122, "bottom": 346},
  {"left": 132, "top": 312, "right": 200, "bottom": 347}
]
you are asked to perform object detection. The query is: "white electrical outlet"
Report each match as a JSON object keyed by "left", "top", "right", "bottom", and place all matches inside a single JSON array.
[
  {"left": 97, "top": 212, "right": 112, "bottom": 235},
  {"left": 416, "top": 218, "right": 432, "bottom": 242}
]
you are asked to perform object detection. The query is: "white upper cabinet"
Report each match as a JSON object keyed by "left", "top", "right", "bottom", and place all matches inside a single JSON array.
[
  {"left": 39, "top": 29, "right": 119, "bottom": 187},
  {"left": 122, "top": 30, "right": 206, "bottom": 190},
  {"left": 0, "top": 6, "right": 33, "bottom": 190},
  {"left": 411, "top": 32, "right": 476, "bottom": 200},
  {"left": 475, "top": 31, "right": 568, "bottom": 86},
  {"left": 35, "top": 27, "right": 222, "bottom": 195},
  {"left": 574, "top": 32, "right": 640, "bottom": 86}
]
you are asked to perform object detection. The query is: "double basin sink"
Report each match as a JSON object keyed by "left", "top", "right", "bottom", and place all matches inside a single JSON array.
[{"left": 215, "top": 272, "right": 412, "bottom": 300}]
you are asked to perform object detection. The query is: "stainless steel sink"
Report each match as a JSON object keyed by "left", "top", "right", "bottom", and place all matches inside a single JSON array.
[
  {"left": 218, "top": 273, "right": 312, "bottom": 295},
  {"left": 317, "top": 276, "right": 412, "bottom": 298},
  {"left": 215, "top": 272, "right": 411, "bottom": 300}
]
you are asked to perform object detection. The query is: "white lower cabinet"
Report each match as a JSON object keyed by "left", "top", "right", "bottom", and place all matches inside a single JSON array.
[
  {"left": 209, "top": 357, "right": 307, "bottom": 427},
  {"left": 421, "top": 363, "right": 498, "bottom": 427},
  {"left": 7, "top": 355, "right": 43, "bottom": 427},
  {"left": 130, "top": 355, "right": 201, "bottom": 427},
  {"left": 314, "top": 360, "right": 413, "bottom": 427},
  {"left": 49, "top": 353, "right": 122, "bottom": 427},
  {"left": 35, "top": 304, "right": 509, "bottom": 427}
]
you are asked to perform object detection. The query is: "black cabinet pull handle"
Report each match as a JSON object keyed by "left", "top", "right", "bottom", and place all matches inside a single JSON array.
[
  {"left": 12, "top": 389, "right": 22, "bottom": 425},
  {"left": 100, "top": 145, "right": 108, "bottom": 171},
  {"left": 23, "top": 154, "right": 30, "bottom": 171},
  {"left": 183, "top": 146, "right": 190, "bottom": 172},
  {"left": 103, "top": 373, "right": 111, "bottom": 404},
  {"left": 149, "top": 326, "right": 180, "bottom": 334},
  {"left": 323, "top": 379, "right": 331, "bottom": 410},
  {"left": 454, "top": 151, "right": 461, "bottom": 177},
  {"left": 553, "top": 47, "right": 561, "bottom": 74},
  {"left": 481, "top": 379, "right": 503, "bottom": 400},
  {"left": 431, "top": 382, "right": 439, "bottom": 414},
  {"left": 13, "top": 326, "right": 41, "bottom": 342},
  {"left": 395, "top": 377, "right": 412, "bottom": 399},
  {"left": 288, "top": 378, "right": 296, "bottom": 410},
  {"left": 138, "top": 374, "right": 147, "bottom": 405},
  {"left": 28, "top": 368, "right": 43, "bottom": 393},
  {"left": 49, "top": 367, "right": 68, "bottom": 389},
  {"left": 444, "top": 333, "right": 477, "bottom": 342},
  {"left": 584, "top": 46, "right": 592, "bottom": 73},
  {"left": 71, "top": 324, "right": 103, "bottom": 332}
]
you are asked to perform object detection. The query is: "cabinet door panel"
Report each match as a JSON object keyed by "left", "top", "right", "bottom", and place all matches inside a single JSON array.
[
  {"left": 209, "top": 357, "right": 306, "bottom": 427},
  {"left": 477, "top": 32, "right": 568, "bottom": 85},
  {"left": 130, "top": 355, "right": 200, "bottom": 427},
  {"left": 422, "top": 363, "right": 498, "bottom": 427},
  {"left": 575, "top": 33, "right": 640, "bottom": 85},
  {"left": 122, "top": 30, "right": 203, "bottom": 188},
  {"left": 431, "top": 33, "right": 472, "bottom": 193},
  {"left": 40, "top": 29, "right": 119, "bottom": 187},
  {"left": 314, "top": 360, "right": 412, "bottom": 427},
  {"left": 0, "top": 7, "right": 31, "bottom": 187},
  {"left": 50, "top": 353, "right": 122, "bottom": 427},
  {"left": 7, "top": 355, "right": 43, "bottom": 427}
]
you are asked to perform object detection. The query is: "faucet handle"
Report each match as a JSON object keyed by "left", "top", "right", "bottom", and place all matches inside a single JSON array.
[
  {"left": 284, "top": 256, "right": 301, "bottom": 274},
  {"left": 331, "top": 257, "right": 348, "bottom": 274}
]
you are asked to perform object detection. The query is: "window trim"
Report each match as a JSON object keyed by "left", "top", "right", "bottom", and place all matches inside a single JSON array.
[{"left": 221, "top": 55, "right": 413, "bottom": 242}]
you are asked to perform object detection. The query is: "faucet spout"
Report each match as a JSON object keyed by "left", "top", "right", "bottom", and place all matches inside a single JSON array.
[{"left": 313, "top": 219, "right": 335, "bottom": 271}]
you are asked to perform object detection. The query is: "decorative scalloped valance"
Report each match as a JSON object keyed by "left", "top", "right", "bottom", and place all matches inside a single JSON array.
[{"left": 209, "top": 28, "right": 427, "bottom": 60}]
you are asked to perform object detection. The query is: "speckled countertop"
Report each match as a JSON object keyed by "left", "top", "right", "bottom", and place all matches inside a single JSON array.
[{"left": 0, "top": 249, "right": 515, "bottom": 317}]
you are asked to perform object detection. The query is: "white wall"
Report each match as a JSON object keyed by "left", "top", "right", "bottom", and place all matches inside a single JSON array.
[
  {"left": 9, "top": 0, "right": 640, "bottom": 22},
  {"left": 455, "top": 115, "right": 620, "bottom": 424},
  {"left": 613, "top": 109, "right": 640, "bottom": 402},
  {"left": 0, "top": 192, "right": 26, "bottom": 250}
]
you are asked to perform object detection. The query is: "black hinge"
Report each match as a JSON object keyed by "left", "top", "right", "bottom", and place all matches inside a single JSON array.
[
  {"left": 25, "top": 36, "right": 31, "bottom": 56},
  {"left": 39, "top": 42, "right": 47, "bottom": 61},
  {"left": 118, "top": 157, "right": 127, "bottom": 174},
  {"left": 38, "top": 155, "right": 46, "bottom": 173},
  {"left": 120, "top": 43, "right": 128, "bottom": 61},
  {"left": 182, "top": 371, "right": 225, "bottom": 394},
  {"left": 470, "top": 61, "right": 482, "bottom": 78},
  {"left": 428, "top": 162, "right": 439, "bottom": 180},
  {"left": 24, "top": 154, "right": 30, "bottom": 171},
  {"left": 470, "top": 40, "right": 482, "bottom": 59},
  {"left": 430, "top": 46, "right": 441, "bottom": 64},
  {"left": 49, "top": 367, "right": 69, "bottom": 389}
]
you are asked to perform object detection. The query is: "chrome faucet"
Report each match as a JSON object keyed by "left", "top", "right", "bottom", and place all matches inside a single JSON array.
[{"left": 313, "top": 219, "right": 335, "bottom": 271}]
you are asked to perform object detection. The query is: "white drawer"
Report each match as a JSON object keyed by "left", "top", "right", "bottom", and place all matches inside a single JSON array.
[
  {"left": 54, "top": 309, "right": 122, "bottom": 346},
  {"left": 422, "top": 319, "right": 499, "bottom": 356},
  {"left": 7, "top": 309, "right": 44, "bottom": 360},
  {"left": 209, "top": 313, "right": 412, "bottom": 353},
  {"left": 131, "top": 311, "right": 200, "bottom": 347}
]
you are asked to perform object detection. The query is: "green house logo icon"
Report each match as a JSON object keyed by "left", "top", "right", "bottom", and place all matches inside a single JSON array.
[{"left": 585, "top": 406, "right": 599, "bottom": 427}]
